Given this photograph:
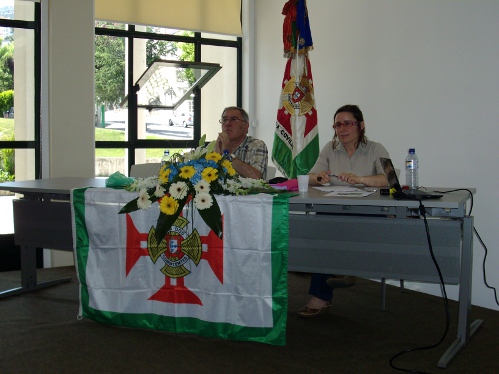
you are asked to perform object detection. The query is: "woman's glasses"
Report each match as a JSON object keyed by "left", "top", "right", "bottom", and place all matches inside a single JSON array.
[{"left": 333, "top": 121, "right": 359, "bottom": 130}]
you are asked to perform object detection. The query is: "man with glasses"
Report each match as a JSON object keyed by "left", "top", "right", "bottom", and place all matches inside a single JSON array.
[{"left": 215, "top": 106, "right": 268, "bottom": 180}]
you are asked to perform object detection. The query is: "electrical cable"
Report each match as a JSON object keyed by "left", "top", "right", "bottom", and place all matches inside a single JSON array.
[
  {"left": 434, "top": 188, "right": 498, "bottom": 305},
  {"left": 474, "top": 227, "right": 499, "bottom": 306},
  {"left": 390, "top": 188, "right": 499, "bottom": 371},
  {"left": 389, "top": 199, "right": 450, "bottom": 374},
  {"left": 433, "top": 188, "right": 474, "bottom": 216}
]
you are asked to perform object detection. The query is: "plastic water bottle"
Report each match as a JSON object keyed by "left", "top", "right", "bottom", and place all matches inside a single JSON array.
[
  {"left": 405, "top": 148, "right": 419, "bottom": 190},
  {"left": 161, "top": 149, "right": 170, "bottom": 168}
]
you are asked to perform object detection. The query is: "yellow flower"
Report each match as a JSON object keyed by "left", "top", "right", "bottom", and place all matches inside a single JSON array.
[
  {"left": 222, "top": 160, "right": 237, "bottom": 176},
  {"left": 179, "top": 165, "right": 196, "bottom": 179},
  {"left": 159, "top": 195, "right": 179, "bottom": 215},
  {"left": 205, "top": 152, "right": 222, "bottom": 162},
  {"left": 202, "top": 167, "right": 219, "bottom": 182},
  {"left": 159, "top": 168, "right": 171, "bottom": 184}
]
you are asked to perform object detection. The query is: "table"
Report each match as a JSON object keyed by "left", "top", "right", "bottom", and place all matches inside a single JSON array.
[
  {"left": 0, "top": 178, "right": 106, "bottom": 298},
  {"left": 0, "top": 178, "right": 482, "bottom": 366},
  {"left": 287, "top": 186, "right": 481, "bottom": 368}
]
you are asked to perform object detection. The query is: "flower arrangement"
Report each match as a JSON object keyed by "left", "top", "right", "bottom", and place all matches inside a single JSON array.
[{"left": 119, "top": 135, "right": 276, "bottom": 242}]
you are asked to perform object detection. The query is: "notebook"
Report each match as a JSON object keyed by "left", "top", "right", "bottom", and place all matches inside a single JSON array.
[{"left": 379, "top": 157, "right": 443, "bottom": 200}]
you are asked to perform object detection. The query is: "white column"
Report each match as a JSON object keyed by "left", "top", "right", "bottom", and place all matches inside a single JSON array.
[
  {"left": 42, "top": 0, "right": 95, "bottom": 267},
  {"left": 44, "top": 0, "right": 95, "bottom": 179}
]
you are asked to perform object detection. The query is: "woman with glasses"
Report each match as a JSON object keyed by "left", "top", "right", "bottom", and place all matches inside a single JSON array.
[
  {"left": 297, "top": 104, "right": 390, "bottom": 318},
  {"left": 215, "top": 106, "right": 268, "bottom": 180}
]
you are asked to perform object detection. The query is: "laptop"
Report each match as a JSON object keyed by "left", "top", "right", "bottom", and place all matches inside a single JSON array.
[{"left": 379, "top": 157, "right": 443, "bottom": 200}]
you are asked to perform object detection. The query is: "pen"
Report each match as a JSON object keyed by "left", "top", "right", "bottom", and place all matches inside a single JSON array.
[{"left": 317, "top": 174, "right": 338, "bottom": 182}]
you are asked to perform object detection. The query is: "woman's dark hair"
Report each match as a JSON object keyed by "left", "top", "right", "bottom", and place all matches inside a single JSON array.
[{"left": 332, "top": 104, "right": 368, "bottom": 149}]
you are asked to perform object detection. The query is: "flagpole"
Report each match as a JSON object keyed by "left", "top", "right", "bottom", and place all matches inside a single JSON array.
[
  {"left": 294, "top": 32, "right": 300, "bottom": 160},
  {"left": 272, "top": 0, "right": 319, "bottom": 178}
]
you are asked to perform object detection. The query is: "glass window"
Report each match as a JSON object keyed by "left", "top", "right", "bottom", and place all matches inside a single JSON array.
[
  {"left": 200, "top": 44, "right": 238, "bottom": 141},
  {"left": 0, "top": 1, "right": 34, "bottom": 22},
  {"left": 95, "top": 147, "right": 127, "bottom": 177},
  {"left": 0, "top": 1, "right": 40, "bottom": 194},
  {"left": 94, "top": 23, "right": 241, "bottom": 178},
  {"left": 201, "top": 32, "right": 238, "bottom": 42},
  {"left": 94, "top": 30, "right": 125, "bottom": 130},
  {"left": 5, "top": 26, "right": 37, "bottom": 143}
]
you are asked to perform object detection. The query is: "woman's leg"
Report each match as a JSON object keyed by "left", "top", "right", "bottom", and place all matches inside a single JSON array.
[
  {"left": 308, "top": 273, "right": 333, "bottom": 302},
  {"left": 297, "top": 273, "right": 334, "bottom": 317}
]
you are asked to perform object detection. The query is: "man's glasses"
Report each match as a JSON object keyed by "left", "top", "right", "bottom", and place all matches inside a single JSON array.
[
  {"left": 333, "top": 121, "right": 359, "bottom": 130},
  {"left": 219, "top": 116, "right": 246, "bottom": 125}
]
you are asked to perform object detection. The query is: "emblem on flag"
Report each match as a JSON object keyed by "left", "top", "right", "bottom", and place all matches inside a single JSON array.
[{"left": 148, "top": 215, "right": 202, "bottom": 278}]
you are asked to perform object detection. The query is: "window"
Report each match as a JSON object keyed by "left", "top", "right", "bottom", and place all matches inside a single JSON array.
[
  {"left": 94, "top": 23, "right": 242, "bottom": 177},
  {"left": 0, "top": 1, "right": 41, "bottom": 234}
]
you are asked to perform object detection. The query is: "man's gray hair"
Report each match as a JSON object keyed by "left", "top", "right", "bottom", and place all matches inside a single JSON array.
[{"left": 222, "top": 106, "right": 249, "bottom": 123}]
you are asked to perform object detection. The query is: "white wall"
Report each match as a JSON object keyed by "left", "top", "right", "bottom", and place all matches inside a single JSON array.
[{"left": 252, "top": 0, "right": 499, "bottom": 311}]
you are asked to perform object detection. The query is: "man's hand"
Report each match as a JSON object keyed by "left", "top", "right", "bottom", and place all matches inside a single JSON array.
[{"left": 215, "top": 132, "right": 230, "bottom": 154}]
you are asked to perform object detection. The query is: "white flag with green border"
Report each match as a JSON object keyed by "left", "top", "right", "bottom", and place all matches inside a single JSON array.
[{"left": 72, "top": 188, "right": 289, "bottom": 345}]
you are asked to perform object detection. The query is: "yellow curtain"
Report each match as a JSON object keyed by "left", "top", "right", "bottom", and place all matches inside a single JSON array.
[{"left": 95, "top": 0, "right": 242, "bottom": 36}]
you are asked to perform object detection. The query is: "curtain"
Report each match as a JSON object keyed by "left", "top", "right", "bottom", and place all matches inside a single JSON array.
[{"left": 95, "top": 0, "right": 242, "bottom": 36}]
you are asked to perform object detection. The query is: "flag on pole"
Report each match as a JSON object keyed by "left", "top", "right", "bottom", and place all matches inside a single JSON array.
[
  {"left": 72, "top": 188, "right": 289, "bottom": 345},
  {"left": 272, "top": 0, "right": 319, "bottom": 178}
]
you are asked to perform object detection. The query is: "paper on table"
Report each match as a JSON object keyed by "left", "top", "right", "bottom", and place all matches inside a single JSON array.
[
  {"left": 312, "top": 185, "right": 373, "bottom": 196},
  {"left": 313, "top": 185, "right": 360, "bottom": 192},
  {"left": 325, "top": 190, "right": 374, "bottom": 197}
]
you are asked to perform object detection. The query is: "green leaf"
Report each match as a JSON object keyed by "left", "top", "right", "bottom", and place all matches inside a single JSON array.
[
  {"left": 198, "top": 134, "right": 206, "bottom": 147},
  {"left": 196, "top": 194, "right": 223, "bottom": 238},
  {"left": 154, "top": 198, "right": 187, "bottom": 243},
  {"left": 205, "top": 140, "right": 216, "bottom": 154},
  {"left": 118, "top": 198, "right": 140, "bottom": 214}
]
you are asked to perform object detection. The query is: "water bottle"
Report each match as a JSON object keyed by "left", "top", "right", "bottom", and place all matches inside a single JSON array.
[
  {"left": 161, "top": 149, "right": 170, "bottom": 168},
  {"left": 405, "top": 148, "right": 419, "bottom": 190}
]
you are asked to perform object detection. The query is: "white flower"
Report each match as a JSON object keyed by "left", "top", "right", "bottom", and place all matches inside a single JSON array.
[
  {"left": 154, "top": 184, "right": 165, "bottom": 198},
  {"left": 194, "top": 179, "right": 211, "bottom": 194},
  {"left": 127, "top": 176, "right": 159, "bottom": 191},
  {"left": 239, "top": 177, "right": 264, "bottom": 189},
  {"left": 223, "top": 178, "right": 240, "bottom": 193},
  {"left": 137, "top": 188, "right": 152, "bottom": 210},
  {"left": 194, "top": 192, "right": 213, "bottom": 210},
  {"left": 169, "top": 181, "right": 188, "bottom": 200},
  {"left": 183, "top": 139, "right": 216, "bottom": 161},
  {"left": 183, "top": 148, "right": 205, "bottom": 161}
]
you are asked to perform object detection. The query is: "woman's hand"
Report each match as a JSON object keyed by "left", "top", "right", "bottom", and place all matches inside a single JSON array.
[
  {"left": 338, "top": 173, "right": 365, "bottom": 185},
  {"left": 311, "top": 170, "right": 332, "bottom": 185}
]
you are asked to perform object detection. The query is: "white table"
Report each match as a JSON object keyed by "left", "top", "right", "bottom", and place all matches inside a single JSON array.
[{"left": 0, "top": 178, "right": 482, "bottom": 367}]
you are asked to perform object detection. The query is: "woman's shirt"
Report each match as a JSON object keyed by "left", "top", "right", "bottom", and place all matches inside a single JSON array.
[{"left": 309, "top": 140, "right": 390, "bottom": 185}]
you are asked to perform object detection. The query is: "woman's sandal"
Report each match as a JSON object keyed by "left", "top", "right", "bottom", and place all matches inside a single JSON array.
[{"left": 296, "top": 303, "right": 331, "bottom": 318}]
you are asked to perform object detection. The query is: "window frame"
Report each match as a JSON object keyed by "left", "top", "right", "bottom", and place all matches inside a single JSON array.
[{"left": 94, "top": 24, "right": 242, "bottom": 171}]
